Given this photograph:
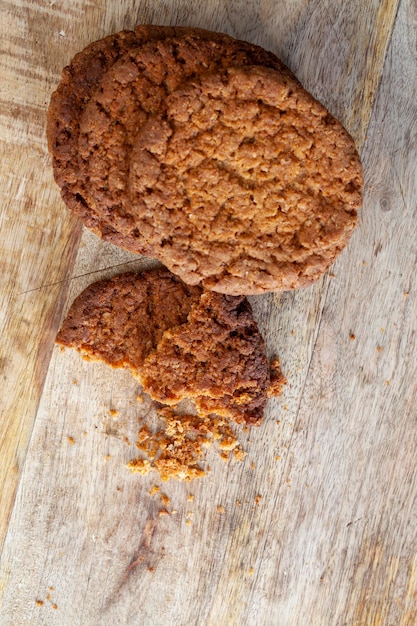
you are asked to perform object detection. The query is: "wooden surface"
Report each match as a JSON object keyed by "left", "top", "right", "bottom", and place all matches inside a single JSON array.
[{"left": 1, "top": 0, "right": 416, "bottom": 624}]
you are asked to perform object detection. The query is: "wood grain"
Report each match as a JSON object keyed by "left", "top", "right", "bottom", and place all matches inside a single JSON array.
[{"left": 1, "top": 0, "right": 416, "bottom": 624}]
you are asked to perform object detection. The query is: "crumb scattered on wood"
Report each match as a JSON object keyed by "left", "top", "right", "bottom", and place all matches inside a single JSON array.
[
  {"left": 127, "top": 408, "right": 245, "bottom": 482},
  {"left": 67, "top": 436, "right": 75, "bottom": 445},
  {"left": 268, "top": 358, "right": 287, "bottom": 397},
  {"left": 161, "top": 494, "right": 170, "bottom": 506}
]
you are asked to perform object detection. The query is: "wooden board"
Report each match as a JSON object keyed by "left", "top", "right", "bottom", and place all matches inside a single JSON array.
[{"left": 1, "top": 0, "right": 416, "bottom": 624}]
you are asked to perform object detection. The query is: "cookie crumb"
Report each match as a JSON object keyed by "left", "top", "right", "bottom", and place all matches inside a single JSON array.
[
  {"left": 255, "top": 495, "right": 262, "bottom": 504},
  {"left": 109, "top": 408, "right": 118, "bottom": 417},
  {"left": 129, "top": 408, "right": 245, "bottom": 482},
  {"left": 67, "top": 436, "right": 75, "bottom": 445},
  {"left": 35, "top": 600, "right": 44, "bottom": 607},
  {"left": 217, "top": 505, "right": 225, "bottom": 514},
  {"left": 149, "top": 486, "right": 160, "bottom": 496},
  {"left": 349, "top": 333, "right": 356, "bottom": 340},
  {"left": 268, "top": 358, "right": 287, "bottom": 397}
]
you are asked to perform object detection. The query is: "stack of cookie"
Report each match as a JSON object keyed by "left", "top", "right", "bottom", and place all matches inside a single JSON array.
[{"left": 47, "top": 25, "right": 363, "bottom": 295}]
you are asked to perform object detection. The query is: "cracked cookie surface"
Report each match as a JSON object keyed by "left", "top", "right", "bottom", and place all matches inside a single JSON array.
[
  {"left": 78, "top": 33, "right": 290, "bottom": 253},
  {"left": 129, "top": 65, "right": 363, "bottom": 294},
  {"left": 56, "top": 269, "right": 202, "bottom": 368},
  {"left": 56, "top": 270, "right": 279, "bottom": 425},
  {"left": 140, "top": 292, "right": 271, "bottom": 424}
]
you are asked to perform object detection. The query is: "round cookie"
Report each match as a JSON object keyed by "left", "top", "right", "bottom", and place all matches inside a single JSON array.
[
  {"left": 46, "top": 25, "right": 218, "bottom": 251},
  {"left": 78, "top": 32, "right": 292, "bottom": 253},
  {"left": 56, "top": 268, "right": 202, "bottom": 369},
  {"left": 129, "top": 65, "right": 363, "bottom": 294},
  {"left": 140, "top": 292, "right": 271, "bottom": 424}
]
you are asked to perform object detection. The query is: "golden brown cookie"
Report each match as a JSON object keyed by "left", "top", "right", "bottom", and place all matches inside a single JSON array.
[
  {"left": 56, "top": 269, "right": 202, "bottom": 368},
  {"left": 78, "top": 32, "right": 292, "bottom": 253},
  {"left": 140, "top": 292, "right": 272, "bottom": 424},
  {"left": 56, "top": 270, "right": 280, "bottom": 424},
  {"left": 46, "top": 25, "right": 211, "bottom": 250},
  {"left": 129, "top": 65, "right": 363, "bottom": 294}
]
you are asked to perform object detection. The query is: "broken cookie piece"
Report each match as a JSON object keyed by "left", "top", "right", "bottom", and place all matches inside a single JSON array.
[{"left": 56, "top": 269, "right": 284, "bottom": 425}]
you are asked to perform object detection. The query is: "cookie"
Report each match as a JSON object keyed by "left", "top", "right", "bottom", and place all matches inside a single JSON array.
[
  {"left": 78, "top": 32, "right": 292, "bottom": 253},
  {"left": 56, "top": 269, "right": 202, "bottom": 368},
  {"left": 140, "top": 292, "right": 272, "bottom": 424},
  {"left": 46, "top": 25, "right": 208, "bottom": 251},
  {"left": 57, "top": 270, "right": 282, "bottom": 424},
  {"left": 129, "top": 65, "right": 363, "bottom": 294}
]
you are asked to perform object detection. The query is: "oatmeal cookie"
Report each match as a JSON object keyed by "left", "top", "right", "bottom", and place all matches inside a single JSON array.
[
  {"left": 129, "top": 65, "right": 363, "bottom": 294},
  {"left": 56, "top": 268, "right": 202, "bottom": 368},
  {"left": 78, "top": 32, "right": 291, "bottom": 252}
]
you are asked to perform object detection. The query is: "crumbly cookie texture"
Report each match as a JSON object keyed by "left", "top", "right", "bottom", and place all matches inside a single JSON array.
[
  {"left": 78, "top": 32, "right": 291, "bottom": 253},
  {"left": 139, "top": 292, "right": 271, "bottom": 425},
  {"left": 129, "top": 65, "right": 363, "bottom": 294},
  {"left": 56, "top": 270, "right": 283, "bottom": 424},
  {"left": 56, "top": 269, "right": 202, "bottom": 369}
]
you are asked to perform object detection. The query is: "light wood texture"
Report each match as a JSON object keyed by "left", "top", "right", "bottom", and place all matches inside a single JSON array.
[{"left": 1, "top": 0, "right": 416, "bottom": 624}]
